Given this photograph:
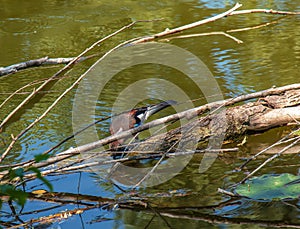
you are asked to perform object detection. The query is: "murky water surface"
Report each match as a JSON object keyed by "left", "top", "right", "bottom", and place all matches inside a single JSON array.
[{"left": 0, "top": 0, "right": 299, "bottom": 228}]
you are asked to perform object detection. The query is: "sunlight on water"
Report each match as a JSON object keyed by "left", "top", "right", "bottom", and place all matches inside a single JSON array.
[{"left": 0, "top": 0, "right": 299, "bottom": 228}]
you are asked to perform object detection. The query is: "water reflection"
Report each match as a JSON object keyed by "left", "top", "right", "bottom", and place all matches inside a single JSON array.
[
  {"left": 0, "top": 0, "right": 300, "bottom": 228},
  {"left": 212, "top": 48, "right": 249, "bottom": 95},
  {"left": 199, "top": 0, "right": 236, "bottom": 9}
]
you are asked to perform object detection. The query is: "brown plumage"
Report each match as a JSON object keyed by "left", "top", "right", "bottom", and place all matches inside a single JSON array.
[{"left": 109, "top": 100, "right": 176, "bottom": 151}]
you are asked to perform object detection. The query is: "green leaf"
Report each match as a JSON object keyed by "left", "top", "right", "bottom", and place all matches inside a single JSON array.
[
  {"left": 235, "top": 173, "right": 300, "bottom": 200},
  {"left": 0, "top": 184, "right": 28, "bottom": 206},
  {"left": 28, "top": 167, "right": 53, "bottom": 192},
  {"left": 8, "top": 168, "right": 24, "bottom": 180},
  {"left": 34, "top": 153, "right": 50, "bottom": 163}
]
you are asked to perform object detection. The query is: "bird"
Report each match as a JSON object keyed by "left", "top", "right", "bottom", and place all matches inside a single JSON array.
[{"left": 109, "top": 100, "right": 176, "bottom": 151}]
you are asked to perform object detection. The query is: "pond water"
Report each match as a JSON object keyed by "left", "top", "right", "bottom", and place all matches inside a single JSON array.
[{"left": 0, "top": 0, "right": 299, "bottom": 228}]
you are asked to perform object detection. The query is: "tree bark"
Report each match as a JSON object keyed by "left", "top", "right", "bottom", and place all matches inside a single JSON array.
[{"left": 134, "top": 89, "right": 300, "bottom": 151}]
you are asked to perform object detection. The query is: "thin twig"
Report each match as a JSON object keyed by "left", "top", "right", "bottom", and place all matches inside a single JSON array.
[
  {"left": 2, "top": 83, "right": 299, "bottom": 171},
  {"left": 132, "top": 5, "right": 300, "bottom": 45},
  {"left": 227, "top": 17, "right": 282, "bottom": 32},
  {"left": 239, "top": 127, "right": 300, "bottom": 170},
  {"left": 0, "top": 147, "right": 239, "bottom": 181},
  {"left": 0, "top": 80, "right": 42, "bottom": 110},
  {"left": 0, "top": 21, "right": 136, "bottom": 130},
  {"left": 0, "top": 74, "right": 70, "bottom": 110},
  {"left": 217, "top": 188, "right": 238, "bottom": 197},
  {"left": 163, "top": 17, "right": 285, "bottom": 44},
  {"left": 147, "top": 204, "right": 172, "bottom": 229},
  {"left": 128, "top": 119, "right": 178, "bottom": 152},
  {"left": 57, "top": 84, "right": 300, "bottom": 158},
  {"left": 160, "top": 31, "right": 243, "bottom": 44},
  {"left": 131, "top": 116, "right": 201, "bottom": 189},
  {"left": 132, "top": 3, "right": 243, "bottom": 44},
  {"left": 229, "top": 8, "right": 300, "bottom": 16},
  {"left": 0, "top": 22, "right": 138, "bottom": 163},
  {"left": 238, "top": 136, "right": 300, "bottom": 184}
]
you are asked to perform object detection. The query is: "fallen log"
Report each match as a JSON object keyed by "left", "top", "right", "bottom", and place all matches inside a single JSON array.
[
  {"left": 133, "top": 89, "right": 300, "bottom": 151},
  {"left": 1, "top": 85, "right": 299, "bottom": 181}
]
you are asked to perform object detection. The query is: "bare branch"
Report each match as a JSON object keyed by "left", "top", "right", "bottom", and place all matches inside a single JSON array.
[
  {"left": 238, "top": 136, "right": 300, "bottom": 184},
  {"left": 132, "top": 3, "right": 243, "bottom": 44},
  {"left": 0, "top": 21, "right": 136, "bottom": 131},
  {"left": 160, "top": 31, "right": 243, "bottom": 44},
  {"left": 1, "top": 83, "right": 299, "bottom": 171},
  {"left": 239, "top": 127, "right": 300, "bottom": 170},
  {"left": 229, "top": 8, "right": 300, "bottom": 16},
  {"left": 0, "top": 22, "right": 138, "bottom": 162},
  {"left": 0, "top": 56, "right": 95, "bottom": 77}
]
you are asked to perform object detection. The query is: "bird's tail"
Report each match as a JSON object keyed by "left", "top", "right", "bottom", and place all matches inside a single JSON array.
[{"left": 144, "top": 100, "right": 177, "bottom": 120}]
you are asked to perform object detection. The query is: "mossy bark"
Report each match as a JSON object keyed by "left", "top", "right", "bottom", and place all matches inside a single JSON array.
[{"left": 134, "top": 90, "right": 300, "bottom": 151}]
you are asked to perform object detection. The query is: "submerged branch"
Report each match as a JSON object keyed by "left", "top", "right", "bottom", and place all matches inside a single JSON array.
[
  {"left": 238, "top": 136, "right": 300, "bottom": 185},
  {"left": 4, "top": 190, "right": 300, "bottom": 229},
  {"left": 1, "top": 85, "right": 300, "bottom": 181}
]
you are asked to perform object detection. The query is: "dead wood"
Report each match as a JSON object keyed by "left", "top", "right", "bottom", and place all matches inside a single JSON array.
[
  {"left": 1, "top": 5, "right": 300, "bottom": 164},
  {"left": 133, "top": 89, "right": 300, "bottom": 151},
  {"left": 7, "top": 190, "right": 300, "bottom": 229},
  {"left": 1, "top": 84, "right": 300, "bottom": 179},
  {"left": 0, "top": 56, "right": 94, "bottom": 77},
  {"left": 1, "top": 5, "right": 300, "bottom": 187}
]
